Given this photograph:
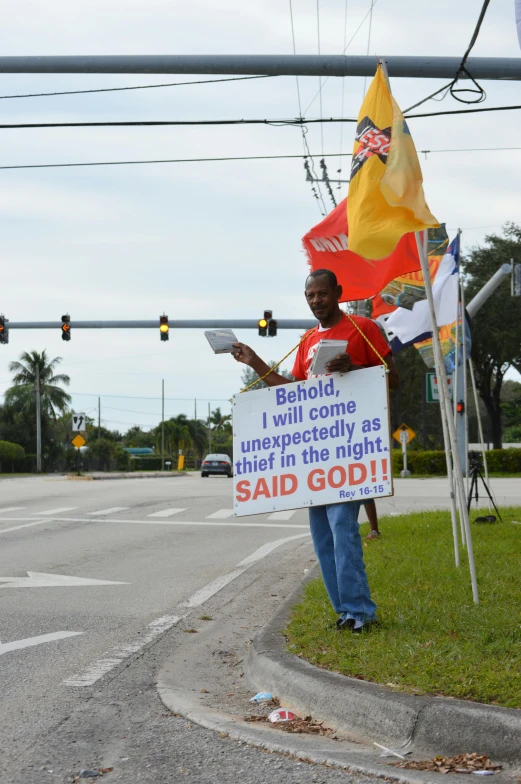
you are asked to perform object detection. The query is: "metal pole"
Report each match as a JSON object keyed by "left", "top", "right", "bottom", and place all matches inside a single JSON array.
[
  {"left": 460, "top": 280, "right": 469, "bottom": 490},
  {"left": 416, "top": 231, "right": 477, "bottom": 600},
  {"left": 35, "top": 364, "right": 42, "bottom": 474},
  {"left": 0, "top": 55, "right": 520, "bottom": 80},
  {"left": 194, "top": 398, "right": 197, "bottom": 469},
  {"left": 208, "top": 402, "right": 212, "bottom": 454},
  {"left": 5, "top": 318, "right": 317, "bottom": 331},
  {"left": 467, "top": 264, "right": 512, "bottom": 317},
  {"left": 468, "top": 358, "right": 493, "bottom": 510},
  {"left": 98, "top": 397, "right": 101, "bottom": 440},
  {"left": 422, "top": 372, "right": 427, "bottom": 449},
  {"left": 161, "top": 379, "right": 165, "bottom": 471}
]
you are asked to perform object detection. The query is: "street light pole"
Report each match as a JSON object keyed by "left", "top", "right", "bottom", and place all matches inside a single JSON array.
[{"left": 35, "top": 364, "right": 42, "bottom": 474}]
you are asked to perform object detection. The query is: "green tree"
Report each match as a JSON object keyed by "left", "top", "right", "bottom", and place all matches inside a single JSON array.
[
  {"left": 462, "top": 225, "right": 521, "bottom": 448},
  {"left": 6, "top": 350, "right": 71, "bottom": 417},
  {"left": 86, "top": 437, "right": 123, "bottom": 471},
  {"left": 240, "top": 362, "right": 293, "bottom": 392},
  {"left": 209, "top": 407, "right": 231, "bottom": 432},
  {"left": 123, "top": 426, "right": 154, "bottom": 449}
]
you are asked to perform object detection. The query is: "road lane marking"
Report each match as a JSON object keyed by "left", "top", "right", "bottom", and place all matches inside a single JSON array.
[
  {"left": 180, "top": 533, "right": 310, "bottom": 607},
  {"left": 0, "top": 572, "right": 128, "bottom": 588},
  {"left": 64, "top": 532, "right": 310, "bottom": 687},
  {"left": 0, "top": 520, "right": 50, "bottom": 535},
  {"left": 31, "top": 517, "right": 309, "bottom": 529},
  {"left": 0, "top": 507, "right": 26, "bottom": 514},
  {"left": 0, "top": 631, "right": 83, "bottom": 656},
  {"left": 205, "top": 509, "right": 234, "bottom": 519},
  {"left": 63, "top": 615, "right": 182, "bottom": 686},
  {"left": 87, "top": 507, "right": 129, "bottom": 516},
  {"left": 147, "top": 508, "right": 187, "bottom": 518},
  {"left": 267, "top": 510, "right": 297, "bottom": 521},
  {"left": 36, "top": 507, "right": 78, "bottom": 516}
]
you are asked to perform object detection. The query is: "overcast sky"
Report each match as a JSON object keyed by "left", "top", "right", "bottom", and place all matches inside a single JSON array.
[{"left": 1, "top": 0, "right": 520, "bottom": 434}]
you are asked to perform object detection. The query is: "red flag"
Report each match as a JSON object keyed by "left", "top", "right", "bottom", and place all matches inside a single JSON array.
[{"left": 302, "top": 198, "right": 420, "bottom": 302}]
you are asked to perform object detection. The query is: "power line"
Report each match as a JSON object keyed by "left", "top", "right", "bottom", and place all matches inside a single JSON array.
[
  {"left": 288, "top": 0, "right": 327, "bottom": 215},
  {"left": 1, "top": 145, "right": 520, "bottom": 172},
  {"left": 2, "top": 102, "right": 520, "bottom": 131},
  {"left": 303, "top": 0, "right": 380, "bottom": 115},
  {"left": 0, "top": 75, "right": 276, "bottom": 101},
  {"left": 404, "top": 0, "right": 491, "bottom": 114}
]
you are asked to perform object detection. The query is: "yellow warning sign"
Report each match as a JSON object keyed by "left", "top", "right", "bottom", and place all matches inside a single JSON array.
[
  {"left": 72, "top": 434, "right": 86, "bottom": 449},
  {"left": 392, "top": 424, "right": 416, "bottom": 445}
]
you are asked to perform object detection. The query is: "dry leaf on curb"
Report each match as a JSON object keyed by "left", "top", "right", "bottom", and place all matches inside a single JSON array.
[
  {"left": 98, "top": 769, "right": 113, "bottom": 775},
  {"left": 392, "top": 753, "right": 502, "bottom": 774}
]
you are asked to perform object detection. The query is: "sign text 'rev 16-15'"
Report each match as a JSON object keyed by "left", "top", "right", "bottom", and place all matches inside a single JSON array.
[{"left": 232, "top": 366, "right": 392, "bottom": 516}]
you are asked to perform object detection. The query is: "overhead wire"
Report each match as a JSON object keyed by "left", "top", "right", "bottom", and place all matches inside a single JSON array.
[
  {"left": 404, "top": 0, "right": 491, "bottom": 114},
  {"left": 1, "top": 145, "right": 520, "bottom": 172},
  {"left": 0, "top": 75, "right": 276, "bottom": 101},
  {"left": 303, "top": 0, "right": 379, "bottom": 116},
  {"left": 288, "top": 0, "right": 327, "bottom": 215},
  {"left": 337, "top": 0, "right": 349, "bottom": 190},
  {"left": 2, "top": 101, "right": 520, "bottom": 132}
]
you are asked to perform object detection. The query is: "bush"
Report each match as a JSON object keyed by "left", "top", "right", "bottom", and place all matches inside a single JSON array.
[
  {"left": 0, "top": 440, "right": 26, "bottom": 472},
  {"left": 130, "top": 456, "right": 175, "bottom": 471},
  {"left": 392, "top": 447, "right": 521, "bottom": 476}
]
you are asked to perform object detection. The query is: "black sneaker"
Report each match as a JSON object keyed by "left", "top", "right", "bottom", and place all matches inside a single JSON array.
[{"left": 336, "top": 617, "right": 356, "bottom": 632}]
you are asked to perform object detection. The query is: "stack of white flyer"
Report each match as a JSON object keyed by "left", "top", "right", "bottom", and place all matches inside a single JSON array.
[{"left": 309, "top": 339, "right": 348, "bottom": 375}]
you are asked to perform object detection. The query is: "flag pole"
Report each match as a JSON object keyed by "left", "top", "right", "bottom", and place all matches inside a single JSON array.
[
  {"left": 414, "top": 230, "right": 478, "bottom": 602},
  {"left": 377, "top": 59, "right": 462, "bottom": 568},
  {"left": 460, "top": 273, "right": 470, "bottom": 490}
]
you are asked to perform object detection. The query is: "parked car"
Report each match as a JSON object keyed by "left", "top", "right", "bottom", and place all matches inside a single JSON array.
[{"left": 201, "top": 453, "right": 233, "bottom": 478}]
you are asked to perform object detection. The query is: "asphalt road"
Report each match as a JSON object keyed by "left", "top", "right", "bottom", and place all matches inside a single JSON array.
[{"left": 0, "top": 473, "right": 519, "bottom": 783}]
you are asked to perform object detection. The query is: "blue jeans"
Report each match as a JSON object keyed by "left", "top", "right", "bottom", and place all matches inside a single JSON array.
[{"left": 308, "top": 501, "right": 377, "bottom": 622}]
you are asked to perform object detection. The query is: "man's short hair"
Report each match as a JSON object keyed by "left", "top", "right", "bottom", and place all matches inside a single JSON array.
[{"left": 306, "top": 269, "right": 338, "bottom": 289}]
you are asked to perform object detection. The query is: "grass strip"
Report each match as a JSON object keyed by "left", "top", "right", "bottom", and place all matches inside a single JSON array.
[{"left": 286, "top": 506, "right": 521, "bottom": 708}]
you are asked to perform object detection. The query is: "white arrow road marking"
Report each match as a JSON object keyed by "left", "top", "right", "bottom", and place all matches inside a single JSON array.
[
  {"left": 0, "top": 507, "right": 26, "bottom": 513},
  {"left": 36, "top": 507, "right": 78, "bottom": 516},
  {"left": 0, "top": 631, "right": 83, "bottom": 656},
  {"left": 64, "top": 532, "right": 310, "bottom": 687},
  {"left": 0, "top": 520, "right": 50, "bottom": 536},
  {"left": 87, "top": 507, "right": 129, "bottom": 516},
  {"left": 147, "top": 508, "right": 187, "bottom": 518},
  {"left": 0, "top": 572, "right": 128, "bottom": 588}
]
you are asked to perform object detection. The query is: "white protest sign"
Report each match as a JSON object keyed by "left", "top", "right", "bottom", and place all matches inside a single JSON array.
[{"left": 232, "top": 366, "right": 392, "bottom": 517}]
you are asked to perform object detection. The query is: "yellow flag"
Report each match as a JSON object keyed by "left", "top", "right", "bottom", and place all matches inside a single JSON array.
[{"left": 347, "top": 66, "right": 439, "bottom": 260}]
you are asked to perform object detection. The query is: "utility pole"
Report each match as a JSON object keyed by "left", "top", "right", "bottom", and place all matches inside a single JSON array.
[
  {"left": 161, "top": 379, "right": 165, "bottom": 471},
  {"left": 194, "top": 398, "right": 198, "bottom": 469},
  {"left": 35, "top": 364, "right": 42, "bottom": 473},
  {"left": 208, "top": 402, "right": 212, "bottom": 454},
  {"left": 98, "top": 397, "right": 101, "bottom": 440}
]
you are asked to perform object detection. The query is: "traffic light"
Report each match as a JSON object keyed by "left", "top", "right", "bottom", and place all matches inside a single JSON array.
[
  {"left": 456, "top": 400, "right": 465, "bottom": 415},
  {"left": 258, "top": 310, "right": 272, "bottom": 337},
  {"left": 0, "top": 315, "right": 8, "bottom": 345},
  {"left": 268, "top": 318, "right": 278, "bottom": 337},
  {"left": 61, "top": 314, "right": 71, "bottom": 341},
  {"left": 159, "top": 314, "right": 169, "bottom": 341}
]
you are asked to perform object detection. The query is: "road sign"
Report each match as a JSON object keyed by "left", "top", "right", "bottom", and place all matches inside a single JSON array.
[
  {"left": 426, "top": 371, "right": 453, "bottom": 403},
  {"left": 72, "top": 434, "right": 86, "bottom": 449},
  {"left": 72, "top": 413, "right": 87, "bottom": 432},
  {"left": 392, "top": 424, "right": 416, "bottom": 445}
]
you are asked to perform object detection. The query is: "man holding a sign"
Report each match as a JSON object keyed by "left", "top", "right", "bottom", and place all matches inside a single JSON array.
[{"left": 232, "top": 270, "right": 399, "bottom": 633}]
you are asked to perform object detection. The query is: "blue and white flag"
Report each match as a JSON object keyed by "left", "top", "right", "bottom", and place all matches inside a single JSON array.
[{"left": 384, "top": 235, "right": 460, "bottom": 351}]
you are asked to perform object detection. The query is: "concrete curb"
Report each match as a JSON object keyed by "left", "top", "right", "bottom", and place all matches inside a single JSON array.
[
  {"left": 247, "top": 572, "right": 521, "bottom": 765},
  {"left": 66, "top": 471, "right": 185, "bottom": 481}
]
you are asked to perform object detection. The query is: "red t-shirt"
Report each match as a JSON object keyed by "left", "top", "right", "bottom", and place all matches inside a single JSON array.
[{"left": 291, "top": 314, "right": 391, "bottom": 381}]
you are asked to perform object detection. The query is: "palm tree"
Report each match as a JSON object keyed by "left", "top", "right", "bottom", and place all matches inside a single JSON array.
[
  {"left": 209, "top": 407, "right": 231, "bottom": 432},
  {"left": 6, "top": 350, "right": 71, "bottom": 418}
]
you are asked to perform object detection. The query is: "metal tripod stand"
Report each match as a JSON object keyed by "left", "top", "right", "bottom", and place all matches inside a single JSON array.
[{"left": 466, "top": 457, "right": 502, "bottom": 522}]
